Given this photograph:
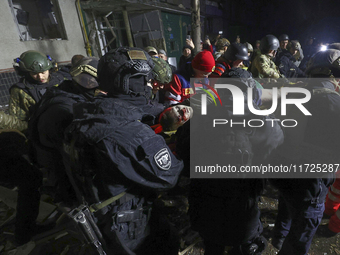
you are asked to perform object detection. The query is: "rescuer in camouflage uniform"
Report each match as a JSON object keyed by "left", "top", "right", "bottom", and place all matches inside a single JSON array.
[
  {"left": 250, "top": 35, "right": 283, "bottom": 84},
  {"left": 0, "top": 50, "right": 68, "bottom": 247},
  {"left": 0, "top": 50, "right": 67, "bottom": 131},
  {"left": 0, "top": 50, "right": 69, "bottom": 247}
]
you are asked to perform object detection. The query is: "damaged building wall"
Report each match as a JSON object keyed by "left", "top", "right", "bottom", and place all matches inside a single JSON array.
[{"left": 0, "top": 0, "right": 87, "bottom": 104}]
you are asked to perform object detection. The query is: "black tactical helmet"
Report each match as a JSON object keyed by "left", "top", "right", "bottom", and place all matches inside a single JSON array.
[
  {"left": 97, "top": 47, "right": 154, "bottom": 96},
  {"left": 13, "top": 50, "right": 53, "bottom": 76},
  {"left": 306, "top": 49, "right": 340, "bottom": 77},
  {"left": 223, "top": 42, "right": 249, "bottom": 61},
  {"left": 151, "top": 57, "right": 172, "bottom": 84},
  {"left": 279, "top": 34, "right": 289, "bottom": 41},
  {"left": 260, "top": 35, "right": 280, "bottom": 53}
]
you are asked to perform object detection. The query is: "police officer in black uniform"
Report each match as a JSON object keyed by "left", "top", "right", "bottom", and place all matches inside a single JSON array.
[{"left": 270, "top": 49, "right": 340, "bottom": 254}]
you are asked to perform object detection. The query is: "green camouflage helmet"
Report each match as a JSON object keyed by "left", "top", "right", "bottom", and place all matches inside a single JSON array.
[
  {"left": 152, "top": 57, "right": 172, "bottom": 84},
  {"left": 14, "top": 50, "right": 53, "bottom": 74},
  {"left": 216, "top": 38, "right": 231, "bottom": 51}
]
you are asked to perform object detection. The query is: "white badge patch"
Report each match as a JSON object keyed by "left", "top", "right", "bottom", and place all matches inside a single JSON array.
[{"left": 154, "top": 148, "right": 171, "bottom": 170}]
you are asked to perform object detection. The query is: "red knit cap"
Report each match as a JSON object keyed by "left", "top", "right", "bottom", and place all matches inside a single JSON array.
[{"left": 191, "top": 50, "right": 215, "bottom": 72}]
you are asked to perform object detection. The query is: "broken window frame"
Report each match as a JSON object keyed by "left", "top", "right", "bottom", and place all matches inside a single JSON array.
[
  {"left": 90, "top": 12, "right": 125, "bottom": 57},
  {"left": 8, "top": 0, "right": 67, "bottom": 41}
]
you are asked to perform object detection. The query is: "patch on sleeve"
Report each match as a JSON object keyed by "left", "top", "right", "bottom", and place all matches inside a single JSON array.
[{"left": 154, "top": 148, "right": 172, "bottom": 170}]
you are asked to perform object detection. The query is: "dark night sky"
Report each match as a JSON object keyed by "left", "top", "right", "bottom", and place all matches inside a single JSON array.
[{"left": 221, "top": 0, "right": 340, "bottom": 46}]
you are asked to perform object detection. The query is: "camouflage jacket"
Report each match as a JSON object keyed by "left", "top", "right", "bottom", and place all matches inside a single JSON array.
[
  {"left": 251, "top": 54, "right": 281, "bottom": 79},
  {"left": 1, "top": 72, "right": 66, "bottom": 132},
  {"left": 0, "top": 112, "right": 28, "bottom": 131}
]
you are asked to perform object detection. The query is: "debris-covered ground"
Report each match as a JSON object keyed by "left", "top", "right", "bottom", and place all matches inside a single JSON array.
[{"left": 0, "top": 177, "right": 339, "bottom": 254}]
